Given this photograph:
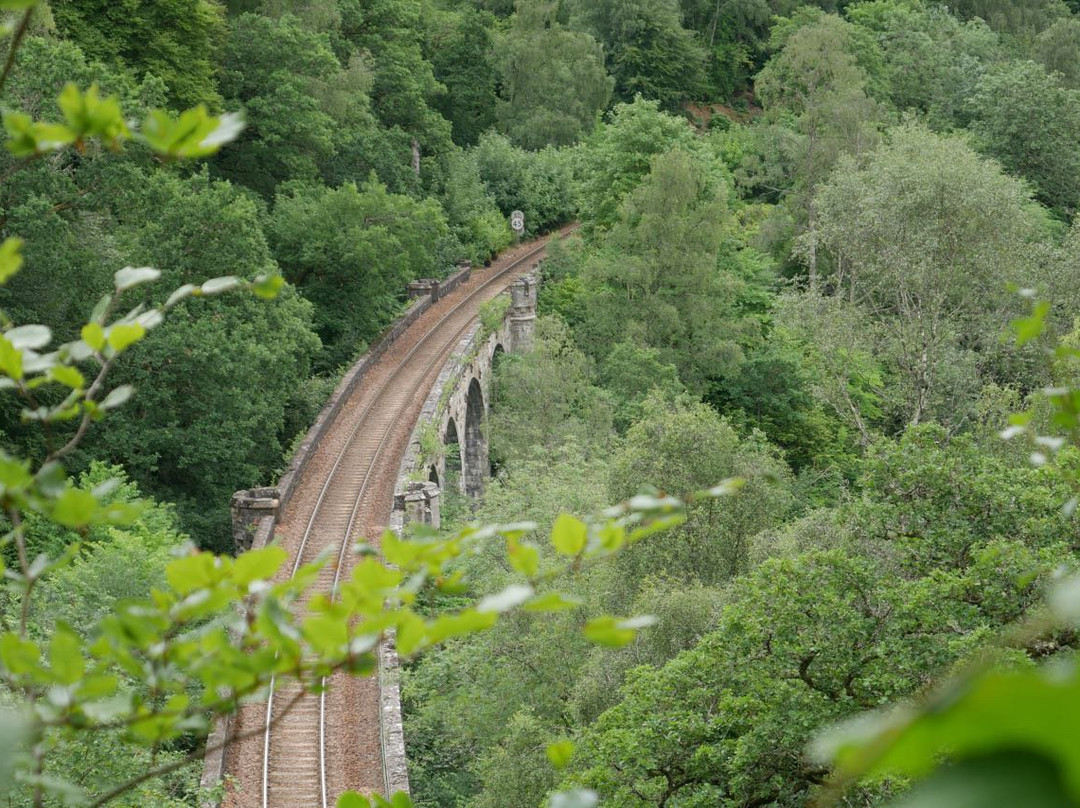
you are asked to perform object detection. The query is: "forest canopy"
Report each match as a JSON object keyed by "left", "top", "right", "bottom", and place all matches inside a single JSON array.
[{"left": 3, "top": 0, "right": 1080, "bottom": 806}]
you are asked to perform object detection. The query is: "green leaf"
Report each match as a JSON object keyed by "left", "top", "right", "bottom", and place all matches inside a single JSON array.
[
  {"left": 49, "top": 625, "right": 84, "bottom": 685},
  {"left": 551, "top": 513, "right": 587, "bottom": 556},
  {"left": 139, "top": 106, "right": 244, "bottom": 158},
  {"left": 106, "top": 322, "right": 145, "bottom": 352},
  {"left": 0, "top": 337, "right": 23, "bottom": 380},
  {"left": 99, "top": 385, "right": 133, "bottom": 411},
  {"left": 201, "top": 276, "right": 242, "bottom": 295},
  {"left": 549, "top": 790, "right": 598, "bottom": 808},
  {"left": 337, "top": 793, "right": 372, "bottom": 808},
  {"left": 6, "top": 324, "right": 50, "bottom": 351},
  {"left": 476, "top": 584, "right": 533, "bottom": 614},
  {"left": 48, "top": 365, "right": 85, "bottom": 389},
  {"left": 52, "top": 488, "right": 98, "bottom": 528},
  {"left": 0, "top": 633, "right": 40, "bottom": 675},
  {"left": 3, "top": 110, "right": 76, "bottom": 157},
  {"left": 0, "top": 1, "right": 42, "bottom": 9},
  {"left": 57, "top": 82, "right": 128, "bottom": 143},
  {"left": 1013, "top": 301, "right": 1052, "bottom": 346},
  {"left": 524, "top": 592, "right": 582, "bottom": 612},
  {"left": 165, "top": 283, "right": 197, "bottom": 309},
  {"left": 113, "top": 266, "right": 161, "bottom": 292},
  {"left": 166, "top": 553, "right": 218, "bottom": 595},
  {"left": 253, "top": 273, "right": 285, "bottom": 300},
  {"left": 583, "top": 615, "right": 656, "bottom": 647},
  {"left": 80, "top": 323, "right": 105, "bottom": 352},
  {"left": 888, "top": 751, "right": 1074, "bottom": 808},
  {"left": 233, "top": 546, "right": 286, "bottom": 587},
  {"left": 0, "top": 237, "right": 23, "bottom": 283},
  {"left": 546, "top": 740, "right": 575, "bottom": 770},
  {"left": 507, "top": 538, "right": 540, "bottom": 577}
]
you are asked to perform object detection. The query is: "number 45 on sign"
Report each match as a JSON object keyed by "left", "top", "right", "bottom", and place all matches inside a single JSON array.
[{"left": 510, "top": 210, "right": 525, "bottom": 234}]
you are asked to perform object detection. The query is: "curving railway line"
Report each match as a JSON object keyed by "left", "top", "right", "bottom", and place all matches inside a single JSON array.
[{"left": 221, "top": 230, "right": 567, "bottom": 808}]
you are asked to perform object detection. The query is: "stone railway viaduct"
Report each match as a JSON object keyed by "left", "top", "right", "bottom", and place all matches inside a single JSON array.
[{"left": 203, "top": 235, "right": 546, "bottom": 806}]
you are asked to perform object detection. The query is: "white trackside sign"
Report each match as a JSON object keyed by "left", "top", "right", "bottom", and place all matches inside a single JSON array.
[{"left": 510, "top": 210, "right": 525, "bottom": 233}]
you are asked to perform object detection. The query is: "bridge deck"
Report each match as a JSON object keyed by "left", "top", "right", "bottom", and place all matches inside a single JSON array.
[{"left": 221, "top": 234, "right": 557, "bottom": 808}]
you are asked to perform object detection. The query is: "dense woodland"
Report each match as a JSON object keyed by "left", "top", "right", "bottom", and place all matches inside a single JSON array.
[{"left": 4, "top": 0, "right": 1080, "bottom": 805}]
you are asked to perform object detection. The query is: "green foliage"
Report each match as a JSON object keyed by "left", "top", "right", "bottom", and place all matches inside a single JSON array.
[
  {"left": 213, "top": 13, "right": 341, "bottom": 196},
  {"left": 607, "top": 394, "right": 793, "bottom": 592},
  {"left": 478, "top": 294, "right": 510, "bottom": 337},
  {"left": 49, "top": 0, "right": 225, "bottom": 108},
  {"left": 570, "top": 0, "right": 707, "bottom": 109},
  {"left": 576, "top": 147, "right": 756, "bottom": 392},
  {"left": 269, "top": 177, "right": 447, "bottom": 371},
  {"left": 488, "top": 316, "right": 615, "bottom": 465},
  {"left": 437, "top": 148, "right": 512, "bottom": 263},
  {"left": 810, "top": 123, "right": 1042, "bottom": 430},
  {"left": 473, "top": 132, "right": 577, "bottom": 233},
  {"left": 574, "top": 96, "right": 698, "bottom": 233},
  {"left": 74, "top": 169, "right": 319, "bottom": 550},
  {"left": 426, "top": 5, "right": 499, "bottom": 146},
  {"left": 496, "top": 1, "right": 613, "bottom": 149},
  {"left": 968, "top": 60, "right": 1080, "bottom": 216}
]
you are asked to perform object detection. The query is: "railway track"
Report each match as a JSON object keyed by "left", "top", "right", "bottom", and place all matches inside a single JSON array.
[{"left": 222, "top": 229, "right": 567, "bottom": 808}]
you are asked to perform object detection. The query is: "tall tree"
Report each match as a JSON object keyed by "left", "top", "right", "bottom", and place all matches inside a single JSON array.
[
  {"left": 495, "top": 0, "right": 613, "bottom": 149},
  {"left": 755, "top": 13, "right": 881, "bottom": 286},
  {"left": 268, "top": 178, "right": 448, "bottom": 371},
  {"left": 967, "top": 60, "right": 1080, "bottom": 216},
  {"left": 570, "top": 0, "right": 707, "bottom": 109},
  {"left": 426, "top": 6, "right": 500, "bottom": 146},
  {"left": 810, "top": 123, "right": 1041, "bottom": 428},
  {"left": 49, "top": 0, "right": 225, "bottom": 108},
  {"left": 577, "top": 148, "right": 759, "bottom": 391}
]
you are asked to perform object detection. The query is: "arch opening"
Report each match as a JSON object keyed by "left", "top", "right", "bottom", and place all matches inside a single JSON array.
[
  {"left": 444, "top": 417, "right": 462, "bottom": 475},
  {"left": 463, "top": 378, "right": 487, "bottom": 498}
]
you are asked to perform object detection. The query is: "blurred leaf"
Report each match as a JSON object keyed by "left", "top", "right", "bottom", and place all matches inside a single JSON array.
[
  {"left": 48, "top": 625, "right": 84, "bottom": 685},
  {"left": 524, "top": 592, "right": 582, "bottom": 612},
  {"left": 337, "top": 793, "right": 371, "bottom": 808},
  {"left": 476, "top": 584, "right": 533, "bottom": 614},
  {"left": 201, "top": 276, "right": 242, "bottom": 295},
  {"left": 233, "top": 546, "right": 286, "bottom": 587},
  {"left": 6, "top": 324, "right": 50, "bottom": 351},
  {"left": 0, "top": 633, "right": 40, "bottom": 675},
  {"left": 57, "top": 83, "right": 128, "bottom": 143},
  {"left": 113, "top": 266, "right": 161, "bottom": 292},
  {"left": 80, "top": 323, "right": 105, "bottom": 352},
  {"left": 583, "top": 615, "right": 656, "bottom": 647},
  {"left": 99, "top": 385, "right": 133, "bottom": 410},
  {"left": 0, "top": 337, "right": 23, "bottom": 380},
  {"left": 888, "top": 751, "right": 1073, "bottom": 808},
  {"left": 252, "top": 273, "right": 285, "bottom": 300},
  {"left": 549, "top": 790, "right": 599, "bottom": 808},
  {"left": 139, "top": 106, "right": 244, "bottom": 158},
  {"left": 0, "top": 238, "right": 23, "bottom": 283},
  {"left": 3, "top": 110, "right": 76, "bottom": 157},
  {"left": 106, "top": 323, "right": 145, "bottom": 352},
  {"left": 52, "top": 487, "right": 98, "bottom": 528},
  {"left": 551, "top": 513, "right": 587, "bottom": 555},
  {"left": 546, "top": 739, "right": 575, "bottom": 769}
]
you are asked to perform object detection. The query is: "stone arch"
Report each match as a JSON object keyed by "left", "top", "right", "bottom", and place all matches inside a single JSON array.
[
  {"left": 428, "top": 465, "right": 440, "bottom": 486},
  {"left": 463, "top": 377, "right": 487, "bottom": 497},
  {"left": 444, "top": 417, "right": 462, "bottom": 479}
]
